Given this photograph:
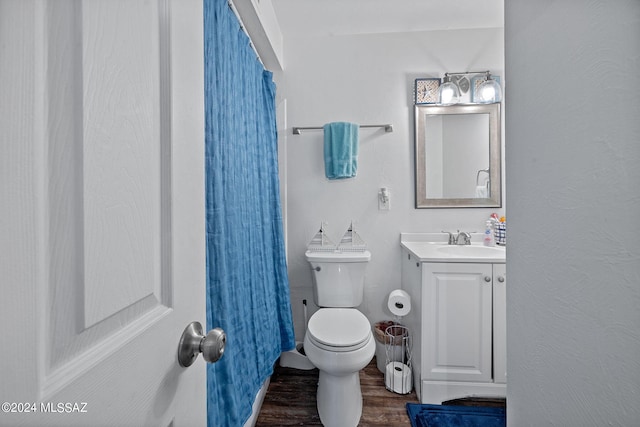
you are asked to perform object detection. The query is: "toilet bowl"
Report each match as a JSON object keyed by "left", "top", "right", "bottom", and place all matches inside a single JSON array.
[{"left": 303, "top": 308, "right": 375, "bottom": 427}]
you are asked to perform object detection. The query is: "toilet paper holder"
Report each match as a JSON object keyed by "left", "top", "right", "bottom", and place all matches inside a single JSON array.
[
  {"left": 387, "top": 289, "right": 411, "bottom": 317},
  {"left": 384, "top": 324, "right": 413, "bottom": 394}
]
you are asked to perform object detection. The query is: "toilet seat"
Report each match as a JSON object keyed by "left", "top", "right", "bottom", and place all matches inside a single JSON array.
[{"left": 307, "top": 308, "right": 371, "bottom": 352}]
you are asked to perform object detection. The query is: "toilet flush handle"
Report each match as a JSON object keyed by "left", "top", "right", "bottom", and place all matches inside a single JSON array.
[
  {"left": 178, "top": 321, "right": 226, "bottom": 367},
  {"left": 313, "top": 266, "right": 321, "bottom": 272}
]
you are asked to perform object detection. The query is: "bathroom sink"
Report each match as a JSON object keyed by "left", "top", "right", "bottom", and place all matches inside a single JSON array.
[
  {"left": 399, "top": 233, "right": 506, "bottom": 263},
  {"left": 436, "top": 245, "right": 505, "bottom": 258}
]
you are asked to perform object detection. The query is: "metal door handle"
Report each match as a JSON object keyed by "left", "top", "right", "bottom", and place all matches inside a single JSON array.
[{"left": 178, "top": 321, "right": 226, "bottom": 367}]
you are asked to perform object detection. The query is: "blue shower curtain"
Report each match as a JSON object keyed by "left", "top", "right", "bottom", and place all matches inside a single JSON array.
[{"left": 203, "top": 0, "right": 295, "bottom": 426}]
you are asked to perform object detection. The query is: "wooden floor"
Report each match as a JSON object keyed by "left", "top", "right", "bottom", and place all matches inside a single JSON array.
[{"left": 255, "top": 357, "right": 419, "bottom": 426}]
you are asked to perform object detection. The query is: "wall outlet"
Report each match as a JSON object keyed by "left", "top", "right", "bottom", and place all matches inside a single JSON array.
[{"left": 378, "top": 187, "right": 390, "bottom": 210}]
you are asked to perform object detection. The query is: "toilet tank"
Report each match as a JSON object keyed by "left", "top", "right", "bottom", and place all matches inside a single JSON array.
[{"left": 305, "top": 250, "right": 371, "bottom": 308}]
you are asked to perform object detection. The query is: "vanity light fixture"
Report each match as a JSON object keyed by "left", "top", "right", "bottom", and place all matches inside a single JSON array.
[{"left": 437, "top": 70, "right": 502, "bottom": 105}]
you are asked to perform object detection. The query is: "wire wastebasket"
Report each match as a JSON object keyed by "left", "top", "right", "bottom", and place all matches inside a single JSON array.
[{"left": 384, "top": 325, "right": 413, "bottom": 394}]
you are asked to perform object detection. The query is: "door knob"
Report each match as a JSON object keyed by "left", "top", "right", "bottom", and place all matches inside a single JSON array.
[{"left": 178, "top": 321, "right": 226, "bottom": 367}]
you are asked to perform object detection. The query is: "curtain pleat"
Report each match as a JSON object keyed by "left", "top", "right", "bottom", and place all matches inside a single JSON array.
[{"left": 204, "top": 0, "right": 295, "bottom": 425}]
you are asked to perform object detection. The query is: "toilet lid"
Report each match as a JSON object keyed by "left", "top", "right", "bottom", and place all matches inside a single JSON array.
[{"left": 307, "top": 308, "right": 371, "bottom": 352}]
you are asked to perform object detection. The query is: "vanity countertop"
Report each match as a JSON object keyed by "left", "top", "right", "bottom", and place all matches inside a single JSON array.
[{"left": 400, "top": 233, "right": 506, "bottom": 264}]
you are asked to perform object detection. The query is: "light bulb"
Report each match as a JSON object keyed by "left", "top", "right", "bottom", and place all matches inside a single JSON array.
[
  {"left": 439, "top": 81, "right": 460, "bottom": 105},
  {"left": 477, "top": 77, "right": 502, "bottom": 103}
]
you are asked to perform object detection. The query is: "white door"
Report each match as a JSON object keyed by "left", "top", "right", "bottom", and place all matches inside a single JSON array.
[
  {"left": 423, "top": 263, "right": 493, "bottom": 383},
  {"left": 0, "top": 1, "right": 209, "bottom": 426}
]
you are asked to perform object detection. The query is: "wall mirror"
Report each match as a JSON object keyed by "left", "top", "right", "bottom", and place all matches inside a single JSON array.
[{"left": 414, "top": 103, "right": 501, "bottom": 208}]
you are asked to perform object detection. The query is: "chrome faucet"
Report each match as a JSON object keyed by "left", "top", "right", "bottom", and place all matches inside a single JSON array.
[
  {"left": 442, "top": 231, "right": 456, "bottom": 245},
  {"left": 456, "top": 231, "right": 472, "bottom": 245},
  {"left": 443, "top": 230, "right": 472, "bottom": 245}
]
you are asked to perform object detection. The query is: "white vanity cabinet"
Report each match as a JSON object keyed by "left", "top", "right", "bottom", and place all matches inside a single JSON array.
[{"left": 401, "top": 246, "right": 506, "bottom": 404}]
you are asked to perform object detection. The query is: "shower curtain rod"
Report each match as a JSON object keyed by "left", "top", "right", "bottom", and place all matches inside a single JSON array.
[
  {"left": 292, "top": 124, "right": 394, "bottom": 135},
  {"left": 227, "top": 0, "right": 264, "bottom": 67}
]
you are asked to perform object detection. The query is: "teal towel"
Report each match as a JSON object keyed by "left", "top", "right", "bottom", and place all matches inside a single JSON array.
[{"left": 323, "top": 122, "right": 359, "bottom": 179}]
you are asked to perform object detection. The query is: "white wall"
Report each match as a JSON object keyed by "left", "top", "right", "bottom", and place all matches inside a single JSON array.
[
  {"left": 506, "top": 1, "right": 640, "bottom": 425},
  {"left": 273, "top": 28, "right": 505, "bottom": 339}
]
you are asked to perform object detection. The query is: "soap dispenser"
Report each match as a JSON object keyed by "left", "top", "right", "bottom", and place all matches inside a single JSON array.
[{"left": 483, "top": 220, "right": 495, "bottom": 247}]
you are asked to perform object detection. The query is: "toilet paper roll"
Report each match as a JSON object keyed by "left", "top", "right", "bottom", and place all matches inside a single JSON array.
[
  {"left": 385, "top": 362, "right": 413, "bottom": 394},
  {"left": 387, "top": 289, "right": 411, "bottom": 316}
]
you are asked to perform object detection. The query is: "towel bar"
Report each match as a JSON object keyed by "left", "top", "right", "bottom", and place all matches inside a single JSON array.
[{"left": 292, "top": 124, "right": 393, "bottom": 135}]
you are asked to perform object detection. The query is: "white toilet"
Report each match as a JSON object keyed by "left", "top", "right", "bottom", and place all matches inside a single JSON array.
[{"left": 303, "top": 250, "right": 375, "bottom": 427}]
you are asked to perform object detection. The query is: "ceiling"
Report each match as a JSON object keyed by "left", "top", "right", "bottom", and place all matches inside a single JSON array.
[{"left": 270, "top": 0, "right": 504, "bottom": 37}]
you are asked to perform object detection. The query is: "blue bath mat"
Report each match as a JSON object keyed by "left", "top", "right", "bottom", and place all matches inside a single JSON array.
[{"left": 406, "top": 403, "right": 506, "bottom": 427}]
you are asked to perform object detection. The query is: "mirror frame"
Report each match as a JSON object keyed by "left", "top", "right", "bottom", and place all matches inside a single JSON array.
[{"left": 414, "top": 103, "right": 501, "bottom": 208}]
